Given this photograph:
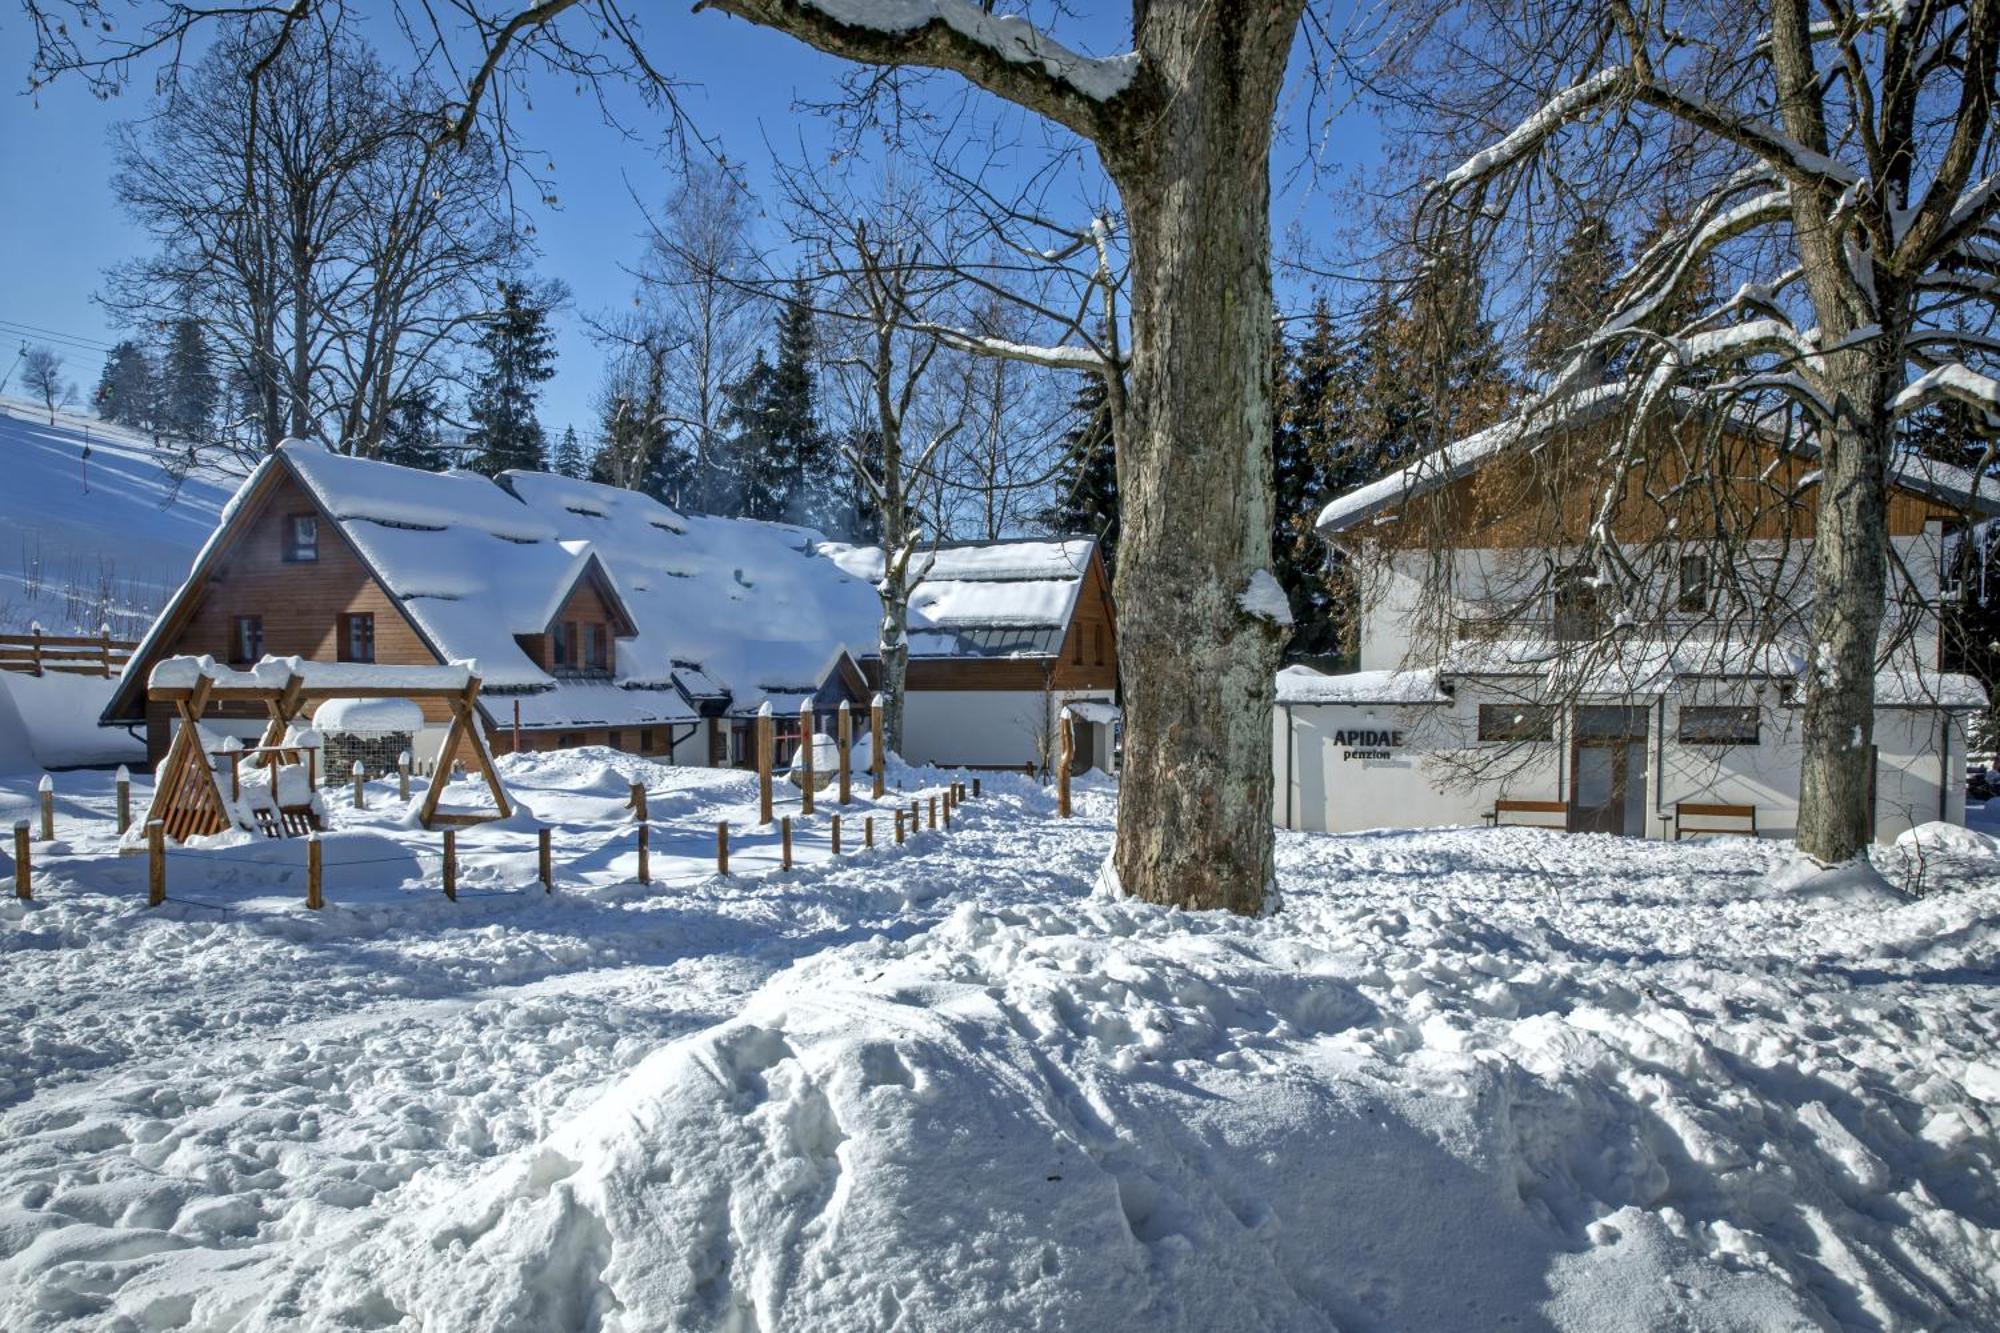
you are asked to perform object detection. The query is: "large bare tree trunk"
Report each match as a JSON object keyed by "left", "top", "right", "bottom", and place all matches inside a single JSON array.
[{"left": 1101, "top": 3, "right": 1300, "bottom": 914}]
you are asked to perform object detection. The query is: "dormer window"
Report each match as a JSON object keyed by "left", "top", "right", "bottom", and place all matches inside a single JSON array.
[
  {"left": 286, "top": 514, "right": 319, "bottom": 562},
  {"left": 587, "top": 623, "right": 609, "bottom": 672},
  {"left": 552, "top": 621, "right": 572, "bottom": 669}
]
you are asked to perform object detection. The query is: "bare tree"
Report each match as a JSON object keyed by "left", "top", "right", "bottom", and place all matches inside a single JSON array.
[
  {"left": 1365, "top": 0, "right": 2000, "bottom": 863},
  {"left": 21, "top": 346, "right": 68, "bottom": 424}
]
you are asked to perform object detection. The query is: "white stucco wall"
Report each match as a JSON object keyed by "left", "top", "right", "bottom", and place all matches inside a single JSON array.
[{"left": 899, "top": 689, "right": 1115, "bottom": 771}]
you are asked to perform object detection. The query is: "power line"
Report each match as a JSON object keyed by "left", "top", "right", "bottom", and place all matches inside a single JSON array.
[{"left": 0, "top": 318, "right": 117, "bottom": 357}]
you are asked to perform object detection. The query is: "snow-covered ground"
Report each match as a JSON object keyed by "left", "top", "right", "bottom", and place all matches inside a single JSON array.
[
  {"left": 3, "top": 753, "right": 1998, "bottom": 1331},
  {"left": 0, "top": 396, "right": 240, "bottom": 637}
]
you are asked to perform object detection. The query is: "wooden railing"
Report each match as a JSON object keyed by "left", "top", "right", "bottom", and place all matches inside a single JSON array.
[{"left": 0, "top": 630, "right": 139, "bottom": 678}]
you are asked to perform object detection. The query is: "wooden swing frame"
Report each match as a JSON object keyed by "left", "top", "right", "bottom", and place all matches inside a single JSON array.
[{"left": 143, "top": 664, "right": 512, "bottom": 841}]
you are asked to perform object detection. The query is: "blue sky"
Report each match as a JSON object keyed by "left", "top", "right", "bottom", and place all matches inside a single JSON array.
[{"left": 0, "top": 7, "right": 1376, "bottom": 447}]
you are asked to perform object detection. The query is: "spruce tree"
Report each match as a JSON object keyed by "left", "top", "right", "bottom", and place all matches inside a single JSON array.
[
  {"left": 159, "top": 318, "right": 218, "bottom": 443},
  {"left": 1272, "top": 300, "right": 1359, "bottom": 657},
  {"left": 1525, "top": 215, "right": 1622, "bottom": 380},
  {"left": 94, "top": 341, "right": 158, "bottom": 432},
  {"left": 552, "top": 425, "right": 587, "bottom": 479},
  {"left": 1041, "top": 372, "right": 1119, "bottom": 571},
  {"left": 380, "top": 389, "right": 448, "bottom": 470},
  {"left": 719, "top": 282, "right": 830, "bottom": 523},
  {"left": 465, "top": 281, "right": 557, "bottom": 475}
]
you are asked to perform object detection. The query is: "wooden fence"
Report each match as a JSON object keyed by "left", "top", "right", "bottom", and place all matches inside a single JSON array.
[{"left": 0, "top": 630, "right": 137, "bottom": 678}]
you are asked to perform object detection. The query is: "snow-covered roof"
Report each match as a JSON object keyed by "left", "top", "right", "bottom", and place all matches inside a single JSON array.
[
  {"left": 1276, "top": 666, "right": 1453, "bottom": 705},
  {"left": 1317, "top": 380, "right": 2000, "bottom": 536},
  {"left": 817, "top": 537, "right": 1099, "bottom": 659},
  {"left": 500, "top": 471, "right": 878, "bottom": 715}
]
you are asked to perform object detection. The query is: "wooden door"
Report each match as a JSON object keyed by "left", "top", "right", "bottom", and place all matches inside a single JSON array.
[{"left": 1571, "top": 742, "right": 1627, "bottom": 834}]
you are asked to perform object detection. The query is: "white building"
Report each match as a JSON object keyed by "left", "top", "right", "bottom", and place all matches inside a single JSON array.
[{"left": 1276, "top": 394, "right": 1993, "bottom": 842}]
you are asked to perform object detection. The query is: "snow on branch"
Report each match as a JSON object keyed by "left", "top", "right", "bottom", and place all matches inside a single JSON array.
[
  {"left": 697, "top": 0, "right": 1137, "bottom": 142},
  {"left": 1440, "top": 67, "right": 1627, "bottom": 191},
  {"left": 903, "top": 320, "right": 1113, "bottom": 373},
  {"left": 1892, "top": 364, "right": 2000, "bottom": 418}
]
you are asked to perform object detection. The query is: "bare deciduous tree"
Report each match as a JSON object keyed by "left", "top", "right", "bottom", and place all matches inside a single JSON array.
[{"left": 22, "top": 346, "right": 68, "bottom": 424}]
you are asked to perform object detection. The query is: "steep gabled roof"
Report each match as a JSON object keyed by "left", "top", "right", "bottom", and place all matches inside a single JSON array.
[
  {"left": 816, "top": 537, "right": 1102, "bottom": 660},
  {"left": 1317, "top": 381, "right": 2000, "bottom": 537}
]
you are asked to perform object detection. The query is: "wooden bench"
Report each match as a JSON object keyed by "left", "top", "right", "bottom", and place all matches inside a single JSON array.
[
  {"left": 1486, "top": 799, "right": 1570, "bottom": 829},
  {"left": 1673, "top": 802, "right": 1758, "bottom": 839}
]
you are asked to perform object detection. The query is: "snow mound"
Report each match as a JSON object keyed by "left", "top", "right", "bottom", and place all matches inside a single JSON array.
[
  {"left": 312, "top": 696, "right": 425, "bottom": 736},
  {"left": 1763, "top": 853, "right": 1906, "bottom": 905},
  {"left": 1894, "top": 820, "right": 2000, "bottom": 860}
]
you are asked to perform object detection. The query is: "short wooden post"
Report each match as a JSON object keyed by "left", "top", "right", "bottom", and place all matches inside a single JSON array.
[
  {"left": 116, "top": 765, "right": 132, "bottom": 835},
  {"left": 837, "top": 699, "right": 852, "bottom": 805},
  {"left": 306, "top": 833, "right": 323, "bottom": 910},
  {"left": 910, "top": 799, "right": 920, "bottom": 833},
  {"left": 442, "top": 828, "right": 457, "bottom": 902},
  {"left": 716, "top": 821, "right": 730, "bottom": 876},
  {"left": 831, "top": 813, "right": 841, "bottom": 856},
  {"left": 1058, "top": 706, "right": 1074, "bottom": 819},
  {"left": 398, "top": 751, "right": 411, "bottom": 802},
  {"left": 757, "top": 703, "right": 774, "bottom": 825},
  {"left": 147, "top": 820, "right": 164, "bottom": 907},
  {"left": 865, "top": 816, "right": 874, "bottom": 849},
  {"left": 637, "top": 821, "right": 651, "bottom": 885},
  {"left": 512, "top": 698, "right": 522, "bottom": 754},
  {"left": 538, "top": 825, "right": 553, "bottom": 892},
  {"left": 869, "top": 692, "right": 886, "bottom": 798},
  {"left": 781, "top": 816, "right": 793, "bottom": 870},
  {"left": 799, "top": 699, "right": 816, "bottom": 816},
  {"left": 942, "top": 790, "right": 951, "bottom": 830},
  {"left": 29, "top": 626, "right": 42, "bottom": 677},
  {"left": 629, "top": 781, "right": 648, "bottom": 823},
  {"left": 973, "top": 777, "right": 981, "bottom": 799},
  {"left": 99, "top": 630, "right": 112, "bottom": 677},
  {"left": 38, "top": 775, "right": 55, "bottom": 842},
  {"left": 894, "top": 809, "right": 905, "bottom": 844},
  {"left": 13, "top": 822, "right": 29, "bottom": 900},
  {"left": 928, "top": 795, "right": 938, "bottom": 830},
  {"left": 352, "top": 761, "right": 366, "bottom": 810}
]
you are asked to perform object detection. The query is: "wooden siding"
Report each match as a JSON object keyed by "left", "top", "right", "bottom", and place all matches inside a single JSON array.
[
  {"left": 1368, "top": 421, "right": 1962, "bottom": 550},
  {"left": 873, "top": 549, "right": 1120, "bottom": 693},
  {"left": 547, "top": 577, "right": 619, "bottom": 676}
]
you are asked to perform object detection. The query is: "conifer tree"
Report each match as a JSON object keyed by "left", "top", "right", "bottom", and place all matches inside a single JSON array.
[
  {"left": 94, "top": 341, "right": 158, "bottom": 432},
  {"left": 1272, "top": 300, "right": 1359, "bottom": 657},
  {"left": 159, "top": 318, "right": 217, "bottom": 443},
  {"left": 552, "top": 426, "right": 587, "bottom": 479},
  {"left": 719, "top": 281, "right": 830, "bottom": 522},
  {"left": 1042, "top": 373, "right": 1119, "bottom": 572},
  {"left": 465, "top": 281, "right": 558, "bottom": 476},
  {"left": 1525, "top": 215, "right": 1622, "bottom": 380},
  {"left": 379, "top": 389, "right": 447, "bottom": 470}
]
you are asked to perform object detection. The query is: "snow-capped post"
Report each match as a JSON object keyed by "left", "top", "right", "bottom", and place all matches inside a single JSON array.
[
  {"left": 146, "top": 820, "right": 164, "bottom": 908},
  {"left": 441, "top": 829, "right": 456, "bottom": 902},
  {"left": 756, "top": 703, "right": 774, "bottom": 826},
  {"left": 716, "top": 821, "right": 730, "bottom": 876},
  {"left": 637, "top": 820, "right": 651, "bottom": 886},
  {"left": 1058, "top": 707, "right": 1074, "bottom": 820},
  {"left": 864, "top": 816, "right": 874, "bottom": 849},
  {"left": 398, "top": 751, "right": 411, "bottom": 803},
  {"left": 799, "top": 699, "right": 816, "bottom": 816},
  {"left": 12, "top": 822, "right": 29, "bottom": 900},
  {"left": 831, "top": 813, "right": 842, "bottom": 855},
  {"left": 29, "top": 625, "right": 42, "bottom": 677},
  {"left": 869, "top": 693, "right": 885, "bottom": 799},
  {"left": 781, "top": 816, "right": 793, "bottom": 871},
  {"left": 837, "top": 699, "right": 852, "bottom": 806},
  {"left": 352, "top": 761, "right": 366, "bottom": 811},
  {"left": 894, "top": 809, "right": 905, "bottom": 844},
  {"left": 538, "top": 826, "right": 552, "bottom": 893},
  {"left": 116, "top": 766, "right": 131, "bottom": 835},
  {"left": 38, "top": 775, "right": 55, "bottom": 842},
  {"left": 306, "top": 833, "right": 323, "bottom": 911}
]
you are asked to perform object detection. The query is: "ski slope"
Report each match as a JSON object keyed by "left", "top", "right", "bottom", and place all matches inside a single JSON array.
[{"left": 0, "top": 395, "right": 242, "bottom": 638}]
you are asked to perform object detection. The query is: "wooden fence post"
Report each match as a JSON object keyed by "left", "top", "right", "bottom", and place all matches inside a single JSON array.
[
  {"left": 1058, "top": 706, "right": 1074, "bottom": 819},
  {"left": 538, "top": 825, "right": 553, "bottom": 892},
  {"left": 799, "top": 699, "right": 816, "bottom": 816},
  {"left": 973, "top": 777, "right": 981, "bottom": 799},
  {"left": 757, "top": 703, "right": 774, "bottom": 826},
  {"left": 928, "top": 795, "right": 938, "bottom": 830},
  {"left": 837, "top": 699, "right": 852, "bottom": 806},
  {"left": 637, "top": 821, "right": 651, "bottom": 886},
  {"left": 512, "top": 699, "right": 522, "bottom": 755},
  {"left": 831, "top": 813, "right": 841, "bottom": 856},
  {"left": 38, "top": 775, "right": 54, "bottom": 842},
  {"left": 353, "top": 761, "right": 366, "bottom": 810},
  {"left": 99, "top": 629, "right": 112, "bottom": 678},
  {"left": 717, "top": 820, "right": 730, "bottom": 876},
  {"left": 147, "top": 820, "right": 164, "bottom": 907},
  {"left": 116, "top": 766, "right": 132, "bottom": 835},
  {"left": 781, "top": 816, "right": 793, "bottom": 871},
  {"left": 13, "top": 822, "right": 29, "bottom": 900},
  {"left": 865, "top": 815, "right": 874, "bottom": 849},
  {"left": 870, "top": 693, "right": 885, "bottom": 798},
  {"left": 942, "top": 790, "right": 951, "bottom": 830},
  {"left": 30, "top": 626, "right": 42, "bottom": 677},
  {"left": 442, "top": 828, "right": 457, "bottom": 902},
  {"left": 398, "top": 751, "right": 411, "bottom": 803},
  {"left": 306, "top": 833, "right": 323, "bottom": 910},
  {"left": 629, "top": 781, "right": 648, "bottom": 823},
  {"left": 894, "top": 809, "right": 905, "bottom": 844},
  {"left": 911, "top": 798, "right": 920, "bottom": 833}
]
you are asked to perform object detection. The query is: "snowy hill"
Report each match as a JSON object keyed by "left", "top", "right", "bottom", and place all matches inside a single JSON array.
[{"left": 0, "top": 395, "right": 243, "bottom": 637}]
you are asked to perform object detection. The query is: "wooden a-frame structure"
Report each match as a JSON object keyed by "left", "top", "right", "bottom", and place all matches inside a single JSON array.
[{"left": 143, "top": 658, "right": 512, "bottom": 842}]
